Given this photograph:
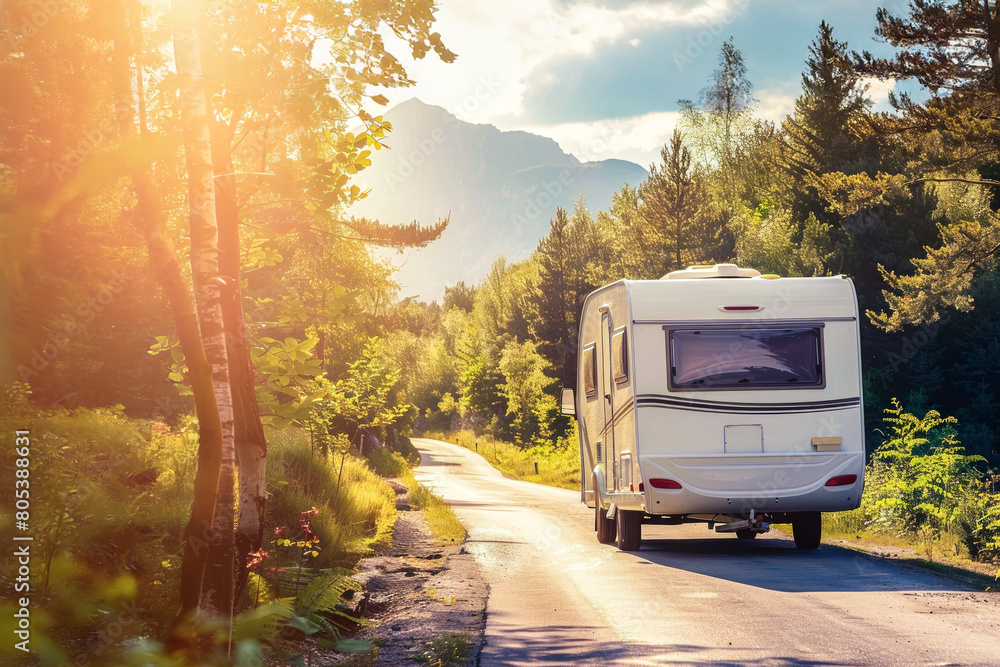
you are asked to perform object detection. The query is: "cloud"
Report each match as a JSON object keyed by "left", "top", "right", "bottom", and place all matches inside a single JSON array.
[
  {"left": 521, "top": 110, "right": 681, "bottom": 168},
  {"left": 754, "top": 88, "right": 798, "bottom": 125},
  {"left": 859, "top": 76, "right": 896, "bottom": 110},
  {"left": 383, "top": 0, "right": 747, "bottom": 124}
]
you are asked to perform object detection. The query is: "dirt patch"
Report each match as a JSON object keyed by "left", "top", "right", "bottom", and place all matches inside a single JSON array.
[{"left": 327, "top": 482, "right": 487, "bottom": 665}]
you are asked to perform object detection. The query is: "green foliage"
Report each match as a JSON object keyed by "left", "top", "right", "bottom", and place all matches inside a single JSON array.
[
  {"left": 0, "top": 408, "right": 401, "bottom": 662},
  {"left": 784, "top": 21, "right": 872, "bottom": 221},
  {"left": 498, "top": 339, "right": 556, "bottom": 445},
  {"left": 0, "top": 407, "right": 196, "bottom": 658},
  {"left": 864, "top": 400, "right": 983, "bottom": 532},
  {"left": 638, "top": 129, "right": 722, "bottom": 274},
  {"left": 309, "top": 337, "right": 412, "bottom": 453},
  {"left": 366, "top": 447, "right": 412, "bottom": 478},
  {"left": 869, "top": 218, "right": 1000, "bottom": 331},
  {"left": 265, "top": 426, "right": 397, "bottom": 568},
  {"left": 840, "top": 399, "right": 1000, "bottom": 562},
  {"left": 457, "top": 355, "right": 503, "bottom": 424}
]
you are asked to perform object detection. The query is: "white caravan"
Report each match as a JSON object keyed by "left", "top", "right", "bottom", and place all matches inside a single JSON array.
[{"left": 560, "top": 264, "right": 865, "bottom": 551}]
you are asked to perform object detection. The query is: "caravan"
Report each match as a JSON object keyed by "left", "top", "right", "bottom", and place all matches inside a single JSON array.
[{"left": 560, "top": 264, "right": 865, "bottom": 551}]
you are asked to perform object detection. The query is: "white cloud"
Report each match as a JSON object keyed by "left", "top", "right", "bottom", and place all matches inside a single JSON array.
[
  {"left": 384, "top": 0, "right": 748, "bottom": 124},
  {"left": 518, "top": 88, "right": 806, "bottom": 167},
  {"left": 860, "top": 76, "right": 896, "bottom": 109},
  {"left": 754, "top": 88, "right": 798, "bottom": 125},
  {"left": 522, "top": 110, "right": 682, "bottom": 168}
]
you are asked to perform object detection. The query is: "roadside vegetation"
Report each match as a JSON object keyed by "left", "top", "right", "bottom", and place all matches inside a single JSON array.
[
  {"left": 0, "top": 394, "right": 409, "bottom": 665},
  {"left": 2, "top": 0, "right": 459, "bottom": 663},
  {"left": 409, "top": 633, "right": 470, "bottom": 667},
  {"left": 824, "top": 402, "right": 1000, "bottom": 575}
]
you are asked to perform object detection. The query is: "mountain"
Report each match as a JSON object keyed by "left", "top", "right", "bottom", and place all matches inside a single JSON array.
[{"left": 348, "top": 98, "right": 648, "bottom": 300}]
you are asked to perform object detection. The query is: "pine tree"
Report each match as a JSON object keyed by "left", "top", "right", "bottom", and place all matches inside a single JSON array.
[
  {"left": 785, "top": 21, "right": 872, "bottom": 217},
  {"left": 854, "top": 1, "right": 1000, "bottom": 164},
  {"left": 845, "top": 2, "right": 1000, "bottom": 329},
  {"left": 639, "top": 129, "right": 722, "bottom": 275}
]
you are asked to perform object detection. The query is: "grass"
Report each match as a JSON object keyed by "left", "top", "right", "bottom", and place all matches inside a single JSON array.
[
  {"left": 396, "top": 469, "right": 467, "bottom": 543},
  {"left": 265, "top": 427, "right": 398, "bottom": 569},
  {"left": 0, "top": 405, "right": 406, "bottom": 663},
  {"left": 422, "top": 428, "right": 581, "bottom": 490},
  {"left": 409, "top": 633, "right": 470, "bottom": 667}
]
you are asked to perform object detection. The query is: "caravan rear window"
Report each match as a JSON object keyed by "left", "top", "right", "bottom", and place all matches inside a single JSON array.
[{"left": 668, "top": 327, "right": 823, "bottom": 390}]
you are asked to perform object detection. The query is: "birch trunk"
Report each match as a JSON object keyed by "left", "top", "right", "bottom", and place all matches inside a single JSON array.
[
  {"left": 172, "top": 0, "right": 236, "bottom": 622},
  {"left": 213, "top": 145, "right": 268, "bottom": 603},
  {"left": 109, "top": 1, "right": 223, "bottom": 647}
]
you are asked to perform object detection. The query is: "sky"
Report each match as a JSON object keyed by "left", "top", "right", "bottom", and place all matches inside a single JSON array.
[{"left": 379, "top": 0, "right": 909, "bottom": 169}]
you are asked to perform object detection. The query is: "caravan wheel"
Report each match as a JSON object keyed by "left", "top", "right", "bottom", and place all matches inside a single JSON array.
[
  {"left": 594, "top": 474, "right": 616, "bottom": 543},
  {"left": 792, "top": 512, "right": 822, "bottom": 549},
  {"left": 596, "top": 503, "right": 617, "bottom": 543},
  {"left": 615, "top": 509, "right": 642, "bottom": 551}
]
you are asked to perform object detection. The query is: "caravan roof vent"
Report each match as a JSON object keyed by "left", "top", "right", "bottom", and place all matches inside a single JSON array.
[{"left": 662, "top": 263, "right": 762, "bottom": 280}]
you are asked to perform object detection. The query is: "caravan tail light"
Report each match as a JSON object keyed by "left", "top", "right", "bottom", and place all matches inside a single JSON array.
[
  {"left": 648, "top": 478, "right": 682, "bottom": 489},
  {"left": 825, "top": 474, "right": 857, "bottom": 487}
]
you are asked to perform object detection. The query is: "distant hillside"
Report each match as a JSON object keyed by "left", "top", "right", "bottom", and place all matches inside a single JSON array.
[{"left": 348, "top": 98, "right": 648, "bottom": 300}]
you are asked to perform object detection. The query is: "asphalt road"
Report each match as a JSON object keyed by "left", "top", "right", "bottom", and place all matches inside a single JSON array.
[{"left": 412, "top": 437, "right": 1000, "bottom": 666}]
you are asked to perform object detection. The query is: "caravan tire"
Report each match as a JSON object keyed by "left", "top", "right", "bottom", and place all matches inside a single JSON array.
[
  {"left": 615, "top": 509, "right": 642, "bottom": 551},
  {"left": 594, "top": 474, "right": 617, "bottom": 543},
  {"left": 596, "top": 503, "right": 617, "bottom": 543},
  {"left": 792, "top": 512, "right": 822, "bottom": 550}
]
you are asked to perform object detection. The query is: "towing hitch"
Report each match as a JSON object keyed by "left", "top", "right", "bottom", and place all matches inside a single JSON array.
[{"left": 714, "top": 509, "right": 770, "bottom": 534}]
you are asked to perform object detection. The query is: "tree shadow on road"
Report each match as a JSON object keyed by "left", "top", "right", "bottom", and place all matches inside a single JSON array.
[{"left": 477, "top": 621, "right": 860, "bottom": 665}]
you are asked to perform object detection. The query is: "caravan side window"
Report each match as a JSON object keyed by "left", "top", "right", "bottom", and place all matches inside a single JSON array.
[
  {"left": 668, "top": 326, "right": 824, "bottom": 390},
  {"left": 583, "top": 343, "right": 597, "bottom": 397},
  {"left": 612, "top": 327, "right": 628, "bottom": 383}
]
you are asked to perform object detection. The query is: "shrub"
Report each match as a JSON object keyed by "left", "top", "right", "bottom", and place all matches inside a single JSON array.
[{"left": 265, "top": 426, "right": 396, "bottom": 569}]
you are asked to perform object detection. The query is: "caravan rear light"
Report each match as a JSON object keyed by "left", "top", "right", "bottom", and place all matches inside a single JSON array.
[
  {"left": 649, "top": 478, "right": 682, "bottom": 489},
  {"left": 825, "top": 474, "right": 857, "bottom": 487}
]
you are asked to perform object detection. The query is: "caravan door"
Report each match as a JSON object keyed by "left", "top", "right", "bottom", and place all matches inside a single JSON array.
[{"left": 599, "top": 307, "right": 616, "bottom": 491}]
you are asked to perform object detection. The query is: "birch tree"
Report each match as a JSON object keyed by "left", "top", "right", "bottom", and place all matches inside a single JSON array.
[{"left": 172, "top": 0, "right": 237, "bottom": 626}]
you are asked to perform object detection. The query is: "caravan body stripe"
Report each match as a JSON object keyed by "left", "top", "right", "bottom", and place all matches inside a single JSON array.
[
  {"left": 636, "top": 394, "right": 860, "bottom": 414},
  {"left": 599, "top": 400, "right": 636, "bottom": 438}
]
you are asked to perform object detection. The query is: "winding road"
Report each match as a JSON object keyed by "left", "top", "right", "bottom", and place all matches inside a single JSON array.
[{"left": 412, "top": 437, "right": 1000, "bottom": 666}]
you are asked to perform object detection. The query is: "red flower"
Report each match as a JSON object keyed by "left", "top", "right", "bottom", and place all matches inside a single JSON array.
[{"left": 247, "top": 549, "right": 269, "bottom": 570}]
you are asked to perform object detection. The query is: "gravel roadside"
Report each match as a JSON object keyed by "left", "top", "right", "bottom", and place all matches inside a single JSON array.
[{"left": 344, "top": 481, "right": 488, "bottom": 666}]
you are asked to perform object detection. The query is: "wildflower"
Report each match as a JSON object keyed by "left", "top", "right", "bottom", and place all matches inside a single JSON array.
[
  {"left": 274, "top": 527, "right": 285, "bottom": 536},
  {"left": 247, "top": 549, "right": 269, "bottom": 570}
]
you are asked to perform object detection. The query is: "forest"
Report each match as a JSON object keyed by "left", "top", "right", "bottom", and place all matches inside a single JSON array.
[{"left": 2, "top": 1, "right": 1000, "bottom": 665}]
